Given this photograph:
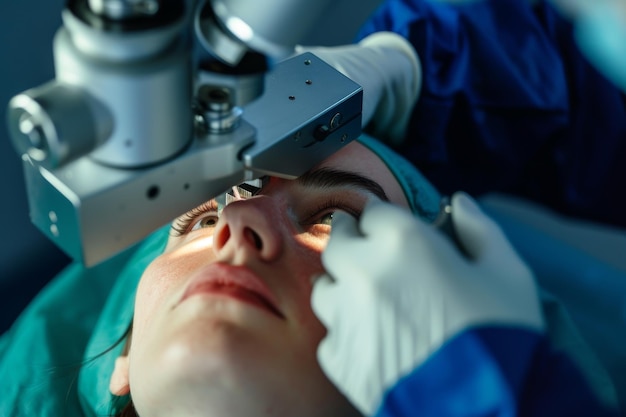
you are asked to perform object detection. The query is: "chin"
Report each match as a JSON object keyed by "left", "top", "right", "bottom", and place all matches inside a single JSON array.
[
  {"left": 133, "top": 388, "right": 281, "bottom": 417},
  {"left": 129, "top": 305, "right": 360, "bottom": 417},
  {"left": 129, "top": 338, "right": 360, "bottom": 417},
  {"left": 132, "top": 385, "right": 360, "bottom": 417}
]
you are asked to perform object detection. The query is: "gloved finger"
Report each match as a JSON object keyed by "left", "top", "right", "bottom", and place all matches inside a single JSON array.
[
  {"left": 321, "top": 212, "right": 366, "bottom": 280},
  {"left": 452, "top": 192, "right": 536, "bottom": 289},
  {"left": 323, "top": 202, "right": 414, "bottom": 282},
  {"left": 358, "top": 199, "right": 422, "bottom": 239},
  {"left": 311, "top": 273, "right": 345, "bottom": 327},
  {"left": 451, "top": 191, "right": 505, "bottom": 260},
  {"left": 318, "top": 334, "right": 374, "bottom": 417},
  {"left": 359, "top": 199, "right": 462, "bottom": 265},
  {"left": 328, "top": 210, "right": 361, "bottom": 242},
  {"left": 358, "top": 200, "right": 467, "bottom": 275}
]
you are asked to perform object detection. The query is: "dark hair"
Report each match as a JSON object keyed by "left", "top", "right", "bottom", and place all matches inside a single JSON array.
[
  {"left": 114, "top": 400, "right": 138, "bottom": 417},
  {"left": 56, "top": 321, "right": 137, "bottom": 416}
]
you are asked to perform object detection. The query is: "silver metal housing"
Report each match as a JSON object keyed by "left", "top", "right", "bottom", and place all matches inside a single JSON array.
[
  {"left": 21, "top": 53, "right": 362, "bottom": 266},
  {"left": 196, "top": 0, "right": 333, "bottom": 65}
]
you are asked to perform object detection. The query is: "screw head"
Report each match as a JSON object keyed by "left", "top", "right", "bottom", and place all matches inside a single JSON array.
[{"left": 19, "top": 114, "right": 45, "bottom": 150}]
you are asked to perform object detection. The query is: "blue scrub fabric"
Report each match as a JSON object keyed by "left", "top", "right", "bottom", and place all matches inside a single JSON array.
[
  {"left": 357, "top": 0, "right": 626, "bottom": 230},
  {"left": 375, "top": 326, "right": 619, "bottom": 417},
  {"left": 481, "top": 198, "right": 626, "bottom": 410}
]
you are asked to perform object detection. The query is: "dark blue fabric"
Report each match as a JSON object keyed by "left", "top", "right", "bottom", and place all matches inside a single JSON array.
[
  {"left": 376, "top": 327, "right": 619, "bottom": 417},
  {"left": 357, "top": 0, "right": 626, "bottom": 229}
]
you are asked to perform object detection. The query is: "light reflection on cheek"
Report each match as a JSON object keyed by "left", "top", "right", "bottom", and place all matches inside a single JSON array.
[
  {"left": 297, "top": 226, "right": 332, "bottom": 253},
  {"left": 292, "top": 233, "right": 328, "bottom": 291},
  {"left": 169, "top": 235, "right": 214, "bottom": 259}
]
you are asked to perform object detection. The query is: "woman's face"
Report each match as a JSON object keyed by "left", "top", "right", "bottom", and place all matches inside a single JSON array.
[{"left": 110, "top": 141, "right": 408, "bottom": 417}]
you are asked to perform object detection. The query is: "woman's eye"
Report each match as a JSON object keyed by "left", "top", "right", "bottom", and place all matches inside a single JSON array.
[
  {"left": 170, "top": 200, "right": 220, "bottom": 237},
  {"left": 317, "top": 212, "right": 335, "bottom": 226},
  {"left": 190, "top": 214, "right": 219, "bottom": 231}
]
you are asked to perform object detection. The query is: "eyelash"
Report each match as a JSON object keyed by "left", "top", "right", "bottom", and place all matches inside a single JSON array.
[
  {"left": 170, "top": 201, "right": 219, "bottom": 237},
  {"left": 300, "top": 198, "right": 361, "bottom": 227}
]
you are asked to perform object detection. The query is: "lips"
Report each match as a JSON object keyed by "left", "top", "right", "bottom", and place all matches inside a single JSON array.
[{"left": 180, "top": 263, "right": 284, "bottom": 319}]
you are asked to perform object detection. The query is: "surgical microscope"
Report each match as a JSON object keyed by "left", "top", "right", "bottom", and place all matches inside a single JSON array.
[{"left": 6, "top": 0, "right": 363, "bottom": 267}]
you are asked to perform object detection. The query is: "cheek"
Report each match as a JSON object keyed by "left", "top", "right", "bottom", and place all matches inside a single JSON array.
[
  {"left": 286, "top": 235, "right": 328, "bottom": 346},
  {"left": 132, "top": 249, "right": 211, "bottom": 340}
]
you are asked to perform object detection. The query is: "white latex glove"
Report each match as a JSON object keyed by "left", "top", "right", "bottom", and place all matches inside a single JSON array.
[
  {"left": 295, "top": 32, "right": 421, "bottom": 145},
  {"left": 311, "top": 192, "right": 545, "bottom": 416}
]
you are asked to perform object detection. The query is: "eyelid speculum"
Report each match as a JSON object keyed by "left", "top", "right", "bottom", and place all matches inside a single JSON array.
[{"left": 216, "top": 177, "right": 268, "bottom": 212}]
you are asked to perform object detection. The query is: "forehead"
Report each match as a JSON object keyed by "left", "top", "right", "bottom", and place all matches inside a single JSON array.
[{"left": 315, "top": 141, "right": 409, "bottom": 208}]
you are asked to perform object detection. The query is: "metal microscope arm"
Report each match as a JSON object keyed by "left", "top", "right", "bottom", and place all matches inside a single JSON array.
[{"left": 6, "top": 0, "right": 362, "bottom": 266}]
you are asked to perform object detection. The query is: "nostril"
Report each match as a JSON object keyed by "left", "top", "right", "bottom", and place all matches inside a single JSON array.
[
  {"left": 216, "top": 224, "right": 231, "bottom": 250},
  {"left": 244, "top": 227, "right": 263, "bottom": 250}
]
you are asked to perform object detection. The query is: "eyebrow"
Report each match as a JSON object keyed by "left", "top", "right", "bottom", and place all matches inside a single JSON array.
[{"left": 296, "top": 167, "right": 389, "bottom": 201}]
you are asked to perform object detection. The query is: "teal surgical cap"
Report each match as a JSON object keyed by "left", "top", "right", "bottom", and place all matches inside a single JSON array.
[{"left": 356, "top": 133, "right": 441, "bottom": 221}]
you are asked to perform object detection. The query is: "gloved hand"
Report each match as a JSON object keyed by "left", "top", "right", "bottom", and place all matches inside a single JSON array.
[
  {"left": 295, "top": 32, "right": 421, "bottom": 145},
  {"left": 311, "top": 192, "right": 545, "bottom": 416}
]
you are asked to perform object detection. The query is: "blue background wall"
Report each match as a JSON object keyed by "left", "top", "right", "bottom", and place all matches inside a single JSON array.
[{"left": 0, "top": 0, "right": 69, "bottom": 333}]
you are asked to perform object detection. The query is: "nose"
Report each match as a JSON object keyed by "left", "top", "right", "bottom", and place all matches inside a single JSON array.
[{"left": 213, "top": 196, "right": 283, "bottom": 262}]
